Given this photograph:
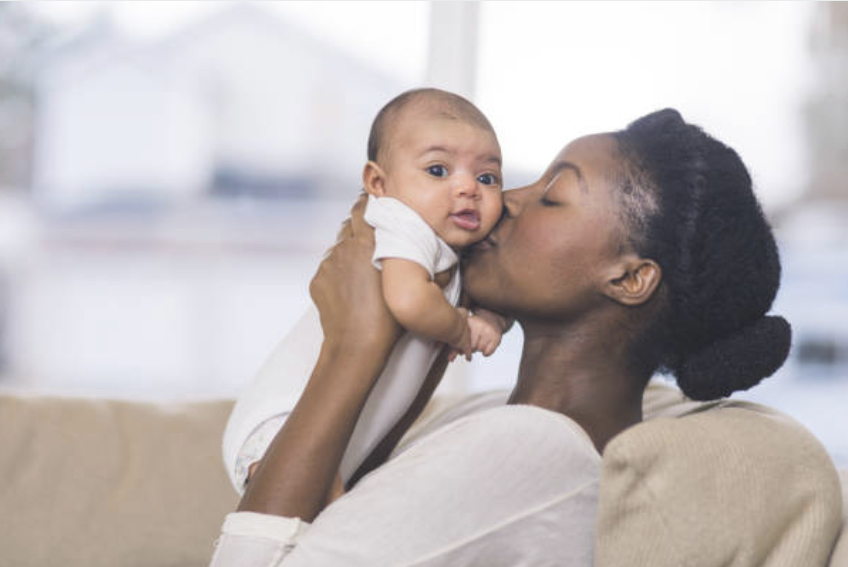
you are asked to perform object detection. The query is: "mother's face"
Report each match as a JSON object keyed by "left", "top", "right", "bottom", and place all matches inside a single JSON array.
[{"left": 463, "top": 134, "right": 628, "bottom": 321}]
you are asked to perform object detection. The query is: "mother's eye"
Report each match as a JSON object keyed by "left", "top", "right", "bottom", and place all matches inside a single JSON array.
[{"left": 426, "top": 165, "right": 448, "bottom": 177}]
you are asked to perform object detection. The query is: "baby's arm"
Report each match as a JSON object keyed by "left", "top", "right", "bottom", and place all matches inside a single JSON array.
[{"left": 381, "top": 258, "right": 472, "bottom": 355}]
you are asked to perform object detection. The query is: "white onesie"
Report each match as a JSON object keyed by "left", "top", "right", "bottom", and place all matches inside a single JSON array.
[
  {"left": 221, "top": 195, "right": 460, "bottom": 492},
  {"left": 364, "top": 195, "right": 458, "bottom": 277}
]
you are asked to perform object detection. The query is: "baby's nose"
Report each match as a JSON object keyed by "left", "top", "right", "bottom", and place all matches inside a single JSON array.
[{"left": 455, "top": 173, "right": 480, "bottom": 198}]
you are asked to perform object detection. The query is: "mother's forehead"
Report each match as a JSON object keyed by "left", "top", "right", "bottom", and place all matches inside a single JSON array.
[
  {"left": 548, "top": 133, "right": 623, "bottom": 180},
  {"left": 555, "top": 133, "right": 618, "bottom": 161},
  {"left": 548, "top": 133, "right": 622, "bottom": 179}
]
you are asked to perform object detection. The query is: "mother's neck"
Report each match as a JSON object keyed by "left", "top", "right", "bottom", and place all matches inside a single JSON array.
[{"left": 509, "top": 320, "right": 647, "bottom": 453}]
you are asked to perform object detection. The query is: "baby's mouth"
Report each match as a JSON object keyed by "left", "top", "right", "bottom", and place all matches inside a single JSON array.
[{"left": 450, "top": 209, "right": 481, "bottom": 231}]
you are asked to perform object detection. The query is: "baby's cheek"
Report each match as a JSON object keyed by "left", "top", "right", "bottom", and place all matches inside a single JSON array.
[{"left": 482, "top": 193, "right": 504, "bottom": 232}]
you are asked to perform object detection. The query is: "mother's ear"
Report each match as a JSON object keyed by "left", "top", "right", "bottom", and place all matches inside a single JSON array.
[{"left": 602, "top": 255, "right": 661, "bottom": 306}]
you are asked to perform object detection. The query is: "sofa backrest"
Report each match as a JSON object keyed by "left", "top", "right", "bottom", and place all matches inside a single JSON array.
[{"left": 0, "top": 391, "right": 237, "bottom": 567}]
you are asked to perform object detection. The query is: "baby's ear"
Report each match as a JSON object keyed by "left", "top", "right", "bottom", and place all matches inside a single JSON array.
[{"left": 362, "top": 161, "right": 388, "bottom": 197}]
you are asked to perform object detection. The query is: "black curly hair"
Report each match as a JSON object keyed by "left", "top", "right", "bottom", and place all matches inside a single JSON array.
[{"left": 614, "top": 109, "right": 791, "bottom": 401}]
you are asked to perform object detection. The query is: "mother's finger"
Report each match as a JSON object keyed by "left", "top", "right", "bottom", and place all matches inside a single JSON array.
[
  {"left": 334, "top": 218, "right": 353, "bottom": 244},
  {"left": 349, "top": 193, "right": 373, "bottom": 241}
]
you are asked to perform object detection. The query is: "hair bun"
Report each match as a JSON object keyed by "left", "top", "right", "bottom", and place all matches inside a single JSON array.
[{"left": 676, "top": 315, "right": 792, "bottom": 401}]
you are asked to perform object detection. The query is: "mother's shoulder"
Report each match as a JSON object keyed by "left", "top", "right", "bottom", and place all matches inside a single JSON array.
[
  {"left": 395, "top": 389, "right": 600, "bottom": 462},
  {"left": 397, "top": 378, "right": 691, "bottom": 455},
  {"left": 395, "top": 389, "right": 511, "bottom": 454}
]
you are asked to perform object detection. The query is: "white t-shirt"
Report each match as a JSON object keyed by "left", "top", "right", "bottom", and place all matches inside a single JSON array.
[{"left": 210, "top": 395, "right": 601, "bottom": 567}]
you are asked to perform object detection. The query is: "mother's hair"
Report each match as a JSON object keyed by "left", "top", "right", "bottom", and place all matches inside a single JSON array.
[{"left": 615, "top": 109, "right": 791, "bottom": 401}]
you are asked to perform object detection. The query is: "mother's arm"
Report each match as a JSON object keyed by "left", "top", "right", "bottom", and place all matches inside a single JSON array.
[{"left": 237, "top": 196, "right": 401, "bottom": 521}]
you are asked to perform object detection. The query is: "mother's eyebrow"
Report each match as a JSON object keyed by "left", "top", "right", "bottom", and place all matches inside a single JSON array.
[{"left": 549, "top": 160, "right": 588, "bottom": 193}]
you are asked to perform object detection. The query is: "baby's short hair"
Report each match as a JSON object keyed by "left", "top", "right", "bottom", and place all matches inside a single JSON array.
[{"left": 367, "top": 88, "right": 495, "bottom": 163}]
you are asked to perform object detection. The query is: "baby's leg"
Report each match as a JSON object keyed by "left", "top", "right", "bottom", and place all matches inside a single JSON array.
[
  {"left": 337, "top": 332, "right": 441, "bottom": 482},
  {"left": 223, "top": 308, "right": 445, "bottom": 493},
  {"left": 222, "top": 305, "right": 323, "bottom": 493}
]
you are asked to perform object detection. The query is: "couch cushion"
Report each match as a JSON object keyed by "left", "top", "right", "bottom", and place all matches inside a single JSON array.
[
  {"left": 829, "top": 468, "right": 848, "bottom": 567},
  {"left": 0, "top": 392, "right": 237, "bottom": 567},
  {"left": 595, "top": 398, "right": 843, "bottom": 567}
]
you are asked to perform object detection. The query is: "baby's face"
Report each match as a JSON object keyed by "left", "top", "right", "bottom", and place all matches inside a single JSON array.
[{"left": 377, "top": 110, "right": 503, "bottom": 249}]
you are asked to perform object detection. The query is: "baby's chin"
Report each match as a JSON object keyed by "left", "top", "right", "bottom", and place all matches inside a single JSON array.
[
  {"left": 437, "top": 214, "right": 499, "bottom": 250},
  {"left": 442, "top": 230, "right": 493, "bottom": 252}
]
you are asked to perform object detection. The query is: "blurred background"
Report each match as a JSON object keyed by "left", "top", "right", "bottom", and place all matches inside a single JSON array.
[{"left": 0, "top": 1, "right": 845, "bottom": 463}]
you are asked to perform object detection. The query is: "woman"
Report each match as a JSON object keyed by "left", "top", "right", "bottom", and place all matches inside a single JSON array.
[{"left": 210, "top": 109, "right": 790, "bottom": 566}]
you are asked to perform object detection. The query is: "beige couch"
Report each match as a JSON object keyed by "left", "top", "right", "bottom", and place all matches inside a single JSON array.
[{"left": 0, "top": 383, "right": 845, "bottom": 567}]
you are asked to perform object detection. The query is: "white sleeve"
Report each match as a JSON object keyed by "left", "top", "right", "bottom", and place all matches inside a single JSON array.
[
  {"left": 364, "top": 195, "right": 458, "bottom": 278},
  {"left": 280, "top": 405, "right": 601, "bottom": 566},
  {"left": 208, "top": 512, "right": 310, "bottom": 567}
]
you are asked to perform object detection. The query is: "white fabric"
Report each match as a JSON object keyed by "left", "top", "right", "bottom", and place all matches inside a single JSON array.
[
  {"left": 211, "top": 404, "right": 601, "bottom": 567},
  {"left": 233, "top": 414, "right": 286, "bottom": 492},
  {"left": 364, "top": 194, "right": 459, "bottom": 278},
  {"left": 210, "top": 513, "right": 310, "bottom": 567},
  {"left": 222, "top": 283, "right": 461, "bottom": 491}
]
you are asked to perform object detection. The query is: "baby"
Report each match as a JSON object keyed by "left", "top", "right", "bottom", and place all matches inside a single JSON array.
[
  {"left": 362, "top": 88, "right": 508, "bottom": 361},
  {"left": 221, "top": 88, "right": 510, "bottom": 500}
]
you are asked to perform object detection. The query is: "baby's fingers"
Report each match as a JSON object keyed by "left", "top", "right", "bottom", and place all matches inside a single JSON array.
[{"left": 481, "top": 334, "right": 501, "bottom": 356}]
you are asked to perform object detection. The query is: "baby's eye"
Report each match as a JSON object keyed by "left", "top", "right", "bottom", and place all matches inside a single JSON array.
[
  {"left": 426, "top": 165, "right": 448, "bottom": 177},
  {"left": 477, "top": 173, "right": 500, "bottom": 186}
]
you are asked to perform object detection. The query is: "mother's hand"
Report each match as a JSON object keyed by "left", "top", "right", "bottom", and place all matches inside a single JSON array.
[{"left": 310, "top": 194, "right": 401, "bottom": 357}]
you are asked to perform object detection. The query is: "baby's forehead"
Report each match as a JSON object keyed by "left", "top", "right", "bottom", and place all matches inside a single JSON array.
[
  {"left": 390, "top": 95, "right": 478, "bottom": 129},
  {"left": 381, "top": 97, "right": 498, "bottom": 159}
]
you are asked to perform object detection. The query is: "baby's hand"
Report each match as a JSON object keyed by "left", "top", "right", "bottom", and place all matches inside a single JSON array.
[
  {"left": 467, "top": 312, "right": 503, "bottom": 357},
  {"left": 446, "top": 308, "right": 473, "bottom": 362},
  {"left": 446, "top": 308, "right": 472, "bottom": 360}
]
